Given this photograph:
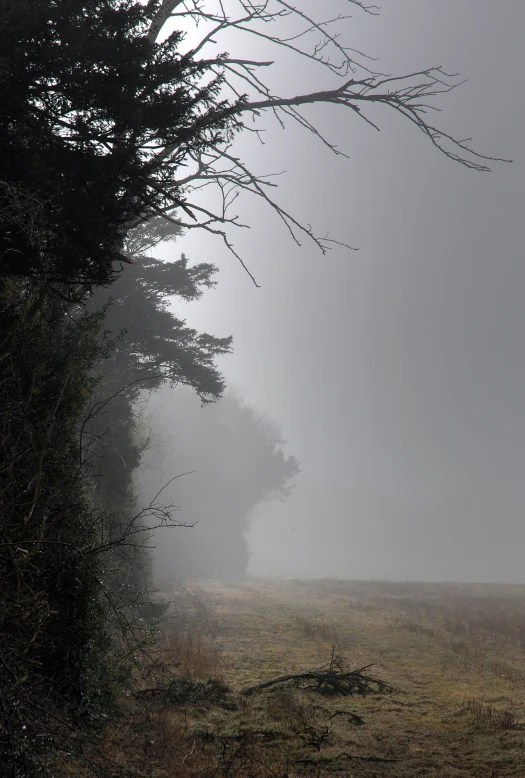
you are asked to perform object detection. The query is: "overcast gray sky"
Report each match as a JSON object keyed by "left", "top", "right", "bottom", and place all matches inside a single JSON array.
[{"left": 161, "top": 1, "right": 525, "bottom": 582}]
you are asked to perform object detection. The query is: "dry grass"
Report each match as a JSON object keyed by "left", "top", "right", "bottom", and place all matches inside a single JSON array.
[
  {"left": 63, "top": 579, "right": 525, "bottom": 777},
  {"left": 460, "top": 697, "right": 521, "bottom": 730},
  {"left": 156, "top": 626, "right": 225, "bottom": 681}
]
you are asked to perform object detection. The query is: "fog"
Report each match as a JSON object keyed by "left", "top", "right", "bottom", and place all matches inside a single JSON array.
[
  {"left": 141, "top": 1, "right": 525, "bottom": 583},
  {"left": 137, "top": 386, "right": 299, "bottom": 582}
]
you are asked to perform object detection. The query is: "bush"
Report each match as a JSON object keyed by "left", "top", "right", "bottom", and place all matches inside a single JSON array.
[{"left": 0, "top": 279, "right": 117, "bottom": 772}]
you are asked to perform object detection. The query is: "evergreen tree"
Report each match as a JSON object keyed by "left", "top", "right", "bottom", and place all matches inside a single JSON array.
[
  {"left": 84, "top": 230, "right": 232, "bottom": 612},
  {"left": 0, "top": 0, "right": 240, "bottom": 289},
  {"left": 92, "top": 251, "right": 231, "bottom": 401}
]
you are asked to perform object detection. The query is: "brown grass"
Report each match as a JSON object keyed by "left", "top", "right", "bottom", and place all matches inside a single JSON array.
[
  {"left": 157, "top": 625, "right": 225, "bottom": 681},
  {"left": 460, "top": 697, "right": 521, "bottom": 730},
  {"left": 60, "top": 579, "right": 525, "bottom": 777}
]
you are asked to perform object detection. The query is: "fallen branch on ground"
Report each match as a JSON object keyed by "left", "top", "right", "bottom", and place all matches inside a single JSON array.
[
  {"left": 314, "top": 704, "right": 365, "bottom": 725},
  {"left": 241, "top": 647, "right": 392, "bottom": 697},
  {"left": 295, "top": 752, "right": 398, "bottom": 766},
  {"left": 133, "top": 678, "right": 235, "bottom": 708}
]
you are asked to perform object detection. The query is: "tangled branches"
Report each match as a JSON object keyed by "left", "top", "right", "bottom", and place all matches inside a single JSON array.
[{"left": 242, "top": 646, "right": 392, "bottom": 696}]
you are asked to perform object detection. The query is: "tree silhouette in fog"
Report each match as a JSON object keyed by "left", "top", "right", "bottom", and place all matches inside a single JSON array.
[
  {"left": 92, "top": 219, "right": 232, "bottom": 401},
  {"left": 85, "top": 220, "right": 233, "bottom": 600},
  {"left": 139, "top": 387, "right": 300, "bottom": 580}
]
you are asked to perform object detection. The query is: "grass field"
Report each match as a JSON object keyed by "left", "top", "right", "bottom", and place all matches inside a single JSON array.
[{"left": 95, "top": 579, "right": 525, "bottom": 777}]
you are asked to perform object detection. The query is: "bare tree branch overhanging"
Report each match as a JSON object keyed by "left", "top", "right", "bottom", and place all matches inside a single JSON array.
[
  {"left": 0, "top": 0, "right": 509, "bottom": 290},
  {"left": 137, "top": 0, "right": 509, "bottom": 285}
]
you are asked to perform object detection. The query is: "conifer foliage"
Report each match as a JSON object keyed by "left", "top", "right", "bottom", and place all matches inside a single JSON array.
[{"left": 0, "top": 0, "right": 240, "bottom": 288}]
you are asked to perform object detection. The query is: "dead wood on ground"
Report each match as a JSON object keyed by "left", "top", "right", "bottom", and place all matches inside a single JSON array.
[{"left": 241, "top": 647, "right": 392, "bottom": 697}]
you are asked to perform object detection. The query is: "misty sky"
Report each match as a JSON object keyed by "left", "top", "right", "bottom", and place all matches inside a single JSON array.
[{"left": 159, "top": 1, "right": 525, "bottom": 582}]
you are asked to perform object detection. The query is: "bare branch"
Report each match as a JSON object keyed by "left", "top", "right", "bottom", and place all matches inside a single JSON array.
[{"left": 133, "top": 1, "right": 510, "bottom": 283}]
